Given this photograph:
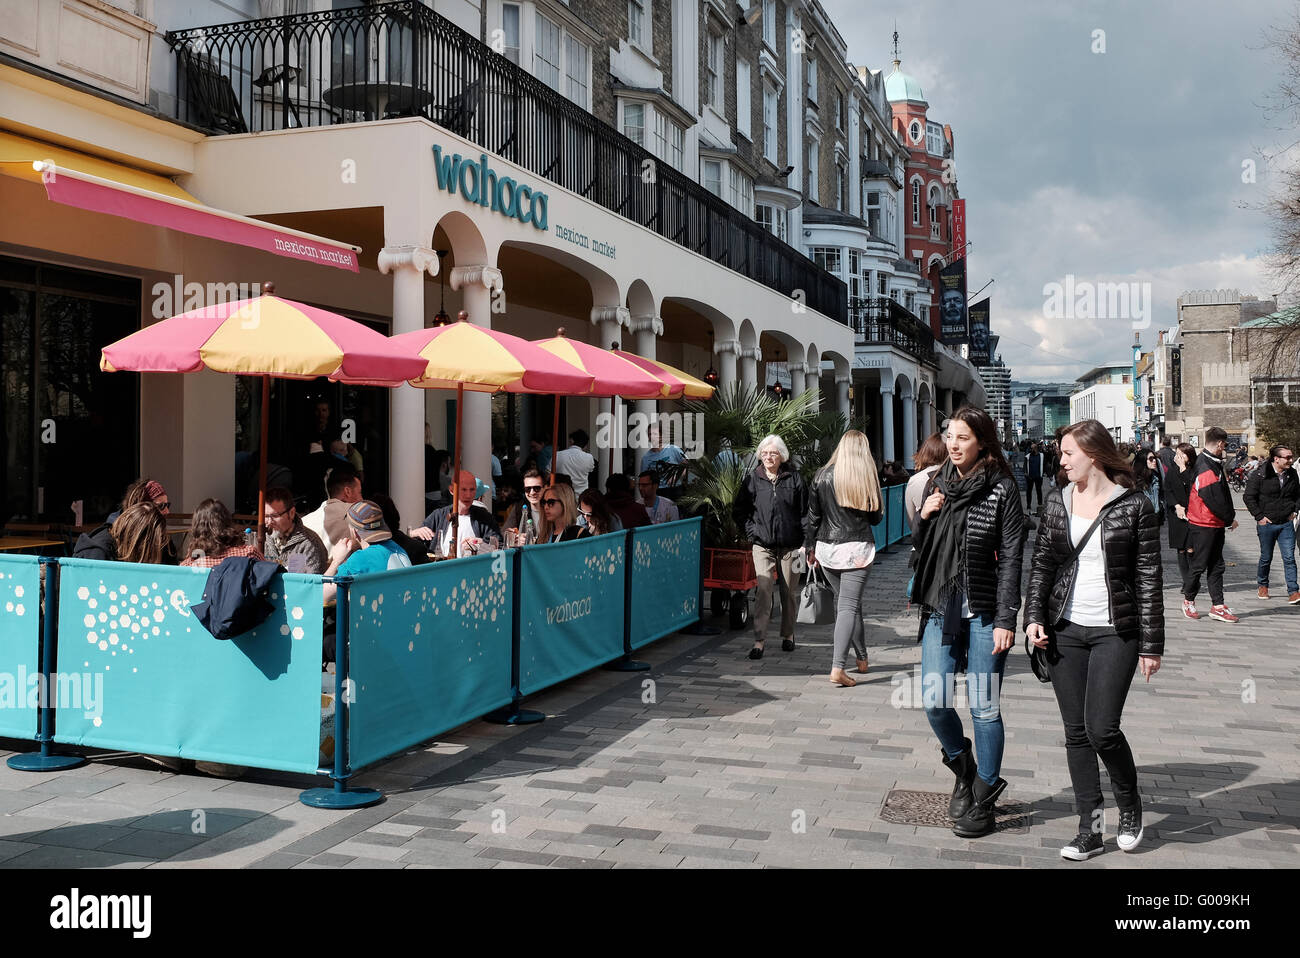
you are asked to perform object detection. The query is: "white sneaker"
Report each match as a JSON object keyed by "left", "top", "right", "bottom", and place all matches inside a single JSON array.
[{"left": 1117, "top": 806, "right": 1144, "bottom": 852}]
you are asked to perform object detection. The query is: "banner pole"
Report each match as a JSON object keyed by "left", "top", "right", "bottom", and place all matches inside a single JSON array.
[
  {"left": 603, "top": 528, "right": 648, "bottom": 671},
  {"left": 485, "top": 548, "right": 544, "bottom": 724},
  {"left": 9, "top": 557, "right": 86, "bottom": 771},
  {"left": 301, "top": 575, "right": 381, "bottom": 808}
]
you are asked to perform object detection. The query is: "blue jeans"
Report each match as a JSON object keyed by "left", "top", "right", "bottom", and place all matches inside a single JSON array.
[
  {"left": 1256, "top": 520, "right": 1298, "bottom": 593},
  {"left": 921, "top": 611, "right": 1008, "bottom": 785}
]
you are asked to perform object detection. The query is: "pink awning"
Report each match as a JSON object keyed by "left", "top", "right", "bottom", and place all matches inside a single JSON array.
[{"left": 34, "top": 162, "right": 360, "bottom": 272}]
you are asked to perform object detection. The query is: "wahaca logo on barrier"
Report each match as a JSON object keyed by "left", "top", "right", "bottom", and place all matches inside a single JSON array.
[{"left": 432, "top": 146, "right": 549, "bottom": 231}]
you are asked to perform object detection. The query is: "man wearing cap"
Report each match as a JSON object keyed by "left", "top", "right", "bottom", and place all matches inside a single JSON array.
[{"left": 322, "top": 500, "right": 412, "bottom": 603}]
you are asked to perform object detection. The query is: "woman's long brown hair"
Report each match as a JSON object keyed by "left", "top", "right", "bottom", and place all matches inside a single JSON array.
[
  {"left": 185, "top": 498, "right": 245, "bottom": 560},
  {"left": 1059, "top": 420, "right": 1136, "bottom": 489},
  {"left": 111, "top": 502, "right": 167, "bottom": 564},
  {"left": 948, "top": 407, "right": 1014, "bottom": 479}
]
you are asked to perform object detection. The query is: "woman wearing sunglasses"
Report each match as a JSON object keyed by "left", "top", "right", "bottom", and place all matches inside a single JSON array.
[
  {"left": 577, "top": 490, "right": 619, "bottom": 538},
  {"left": 538, "top": 483, "right": 582, "bottom": 543},
  {"left": 1025, "top": 420, "right": 1163, "bottom": 861}
]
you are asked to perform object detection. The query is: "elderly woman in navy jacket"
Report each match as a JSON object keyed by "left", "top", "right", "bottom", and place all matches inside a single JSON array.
[
  {"left": 733, "top": 434, "right": 808, "bottom": 659},
  {"left": 1025, "top": 420, "right": 1163, "bottom": 861}
]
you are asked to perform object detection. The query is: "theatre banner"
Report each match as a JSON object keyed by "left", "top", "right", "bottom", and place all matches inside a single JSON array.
[
  {"left": 968, "top": 298, "right": 991, "bottom": 365},
  {"left": 952, "top": 199, "right": 967, "bottom": 259},
  {"left": 938, "top": 259, "right": 968, "bottom": 345}
]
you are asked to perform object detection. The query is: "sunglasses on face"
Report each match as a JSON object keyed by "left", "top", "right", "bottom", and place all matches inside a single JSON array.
[
  {"left": 524, "top": 486, "right": 543, "bottom": 495},
  {"left": 542, "top": 498, "right": 561, "bottom": 507},
  {"left": 157, "top": 501, "right": 171, "bottom": 511},
  {"left": 580, "top": 509, "right": 594, "bottom": 519}
]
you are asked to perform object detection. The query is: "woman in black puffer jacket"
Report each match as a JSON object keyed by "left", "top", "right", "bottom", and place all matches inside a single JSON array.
[
  {"left": 1025, "top": 419, "right": 1163, "bottom": 862},
  {"left": 912, "top": 407, "right": 1025, "bottom": 839}
]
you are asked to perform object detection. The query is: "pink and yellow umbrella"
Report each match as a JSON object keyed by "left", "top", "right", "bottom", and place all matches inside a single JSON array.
[
  {"left": 390, "top": 314, "right": 595, "bottom": 553},
  {"left": 100, "top": 285, "right": 427, "bottom": 548},
  {"left": 609, "top": 350, "right": 716, "bottom": 400}
]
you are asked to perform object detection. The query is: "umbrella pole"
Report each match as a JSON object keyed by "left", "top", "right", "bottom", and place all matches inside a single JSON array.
[
  {"left": 452, "top": 381, "right": 464, "bottom": 558},
  {"left": 256, "top": 375, "right": 270, "bottom": 554},
  {"left": 551, "top": 395, "right": 561, "bottom": 474},
  {"left": 608, "top": 395, "right": 615, "bottom": 475}
]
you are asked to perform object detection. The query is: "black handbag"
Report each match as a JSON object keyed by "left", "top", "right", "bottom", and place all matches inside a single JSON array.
[{"left": 1026, "top": 506, "right": 1108, "bottom": 683}]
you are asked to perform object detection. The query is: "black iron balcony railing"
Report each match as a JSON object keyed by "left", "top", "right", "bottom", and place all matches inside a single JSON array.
[
  {"left": 165, "top": 1, "right": 847, "bottom": 324},
  {"left": 848, "top": 297, "right": 936, "bottom": 365}
]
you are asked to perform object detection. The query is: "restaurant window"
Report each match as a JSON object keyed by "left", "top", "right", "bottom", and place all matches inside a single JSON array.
[
  {"left": 501, "top": 3, "right": 521, "bottom": 63},
  {"left": 0, "top": 256, "right": 139, "bottom": 524},
  {"left": 534, "top": 12, "right": 562, "bottom": 90},
  {"left": 623, "top": 102, "right": 645, "bottom": 146}
]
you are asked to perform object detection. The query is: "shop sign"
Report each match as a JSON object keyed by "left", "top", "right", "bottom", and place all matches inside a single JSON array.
[{"left": 432, "top": 146, "right": 549, "bottom": 231}]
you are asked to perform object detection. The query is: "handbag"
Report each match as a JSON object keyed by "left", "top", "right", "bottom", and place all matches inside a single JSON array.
[
  {"left": 797, "top": 562, "right": 836, "bottom": 625},
  {"left": 1026, "top": 506, "right": 1108, "bottom": 683}
]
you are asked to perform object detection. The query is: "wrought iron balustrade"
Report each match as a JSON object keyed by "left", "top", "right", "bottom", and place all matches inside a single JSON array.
[
  {"left": 848, "top": 297, "right": 936, "bottom": 365},
  {"left": 166, "top": 1, "right": 847, "bottom": 323}
]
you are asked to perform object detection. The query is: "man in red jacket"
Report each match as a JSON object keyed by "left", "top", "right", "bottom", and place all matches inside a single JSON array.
[{"left": 1184, "top": 427, "right": 1240, "bottom": 622}]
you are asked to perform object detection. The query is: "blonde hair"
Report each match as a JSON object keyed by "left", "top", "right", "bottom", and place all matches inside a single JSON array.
[
  {"left": 112, "top": 501, "right": 168, "bottom": 565},
  {"left": 824, "top": 430, "right": 882, "bottom": 512},
  {"left": 538, "top": 483, "right": 577, "bottom": 540}
]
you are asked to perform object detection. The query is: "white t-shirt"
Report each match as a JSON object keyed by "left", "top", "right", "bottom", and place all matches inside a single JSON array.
[
  {"left": 1063, "top": 512, "right": 1111, "bottom": 626},
  {"left": 554, "top": 446, "right": 596, "bottom": 495}
]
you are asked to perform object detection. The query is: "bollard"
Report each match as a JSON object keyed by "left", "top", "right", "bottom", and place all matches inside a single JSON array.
[
  {"left": 300, "top": 575, "right": 383, "bottom": 808},
  {"left": 8, "top": 558, "right": 87, "bottom": 771}
]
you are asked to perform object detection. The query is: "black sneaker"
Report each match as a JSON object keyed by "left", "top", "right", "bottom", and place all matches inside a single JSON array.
[
  {"left": 1060, "top": 830, "right": 1104, "bottom": 861},
  {"left": 1117, "top": 805, "right": 1144, "bottom": 852}
]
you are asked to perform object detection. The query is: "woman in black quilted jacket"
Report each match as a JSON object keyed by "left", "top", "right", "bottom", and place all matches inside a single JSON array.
[
  {"left": 912, "top": 407, "right": 1025, "bottom": 838},
  {"left": 1025, "top": 419, "right": 1163, "bottom": 862}
]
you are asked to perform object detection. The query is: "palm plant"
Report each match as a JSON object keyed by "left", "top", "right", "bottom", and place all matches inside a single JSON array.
[{"left": 678, "top": 382, "right": 867, "bottom": 546}]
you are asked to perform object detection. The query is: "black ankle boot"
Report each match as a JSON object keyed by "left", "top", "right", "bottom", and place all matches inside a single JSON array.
[
  {"left": 940, "top": 738, "right": 976, "bottom": 819},
  {"left": 952, "top": 775, "right": 1007, "bottom": 838}
]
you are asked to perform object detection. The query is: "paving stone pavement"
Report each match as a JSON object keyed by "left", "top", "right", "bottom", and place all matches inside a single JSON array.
[{"left": 1, "top": 491, "right": 1296, "bottom": 869}]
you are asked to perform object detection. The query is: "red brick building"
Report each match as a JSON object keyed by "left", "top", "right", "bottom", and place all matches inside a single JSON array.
[{"left": 885, "top": 53, "right": 959, "bottom": 337}]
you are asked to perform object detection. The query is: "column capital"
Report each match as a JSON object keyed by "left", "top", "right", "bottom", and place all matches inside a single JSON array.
[
  {"left": 377, "top": 245, "right": 439, "bottom": 277},
  {"left": 834, "top": 374, "right": 852, "bottom": 386},
  {"left": 714, "top": 338, "right": 743, "bottom": 357},
  {"left": 786, "top": 361, "right": 810, "bottom": 375},
  {"left": 628, "top": 312, "right": 663, "bottom": 335},
  {"left": 449, "top": 264, "right": 503, "bottom": 292},
  {"left": 741, "top": 345, "right": 763, "bottom": 361},
  {"left": 590, "top": 305, "right": 630, "bottom": 328},
  {"left": 880, "top": 383, "right": 895, "bottom": 395}
]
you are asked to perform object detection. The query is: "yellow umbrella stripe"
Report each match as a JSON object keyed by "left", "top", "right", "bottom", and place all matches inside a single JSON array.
[
  {"left": 537, "top": 339, "right": 590, "bottom": 374},
  {"left": 200, "top": 299, "right": 342, "bottom": 377},
  {"left": 414, "top": 322, "right": 526, "bottom": 387}
]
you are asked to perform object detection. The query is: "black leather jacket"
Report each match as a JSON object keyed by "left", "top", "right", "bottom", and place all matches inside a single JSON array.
[
  {"left": 914, "top": 472, "right": 1026, "bottom": 631},
  {"left": 1243, "top": 462, "right": 1300, "bottom": 524},
  {"left": 803, "top": 466, "right": 884, "bottom": 550},
  {"left": 1024, "top": 486, "right": 1165, "bottom": 655}
]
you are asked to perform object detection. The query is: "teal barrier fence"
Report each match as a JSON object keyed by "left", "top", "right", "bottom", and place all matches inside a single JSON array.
[
  {"left": 346, "top": 553, "right": 514, "bottom": 771},
  {"left": 886, "top": 483, "right": 906, "bottom": 545},
  {"left": 52, "top": 558, "right": 324, "bottom": 774},
  {"left": 0, "top": 555, "right": 41, "bottom": 739},
  {"left": 518, "top": 533, "right": 627, "bottom": 695},
  {"left": 629, "top": 519, "right": 700, "bottom": 650}
]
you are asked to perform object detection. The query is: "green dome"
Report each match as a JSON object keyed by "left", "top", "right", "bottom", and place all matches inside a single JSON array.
[{"left": 884, "top": 61, "right": 927, "bottom": 104}]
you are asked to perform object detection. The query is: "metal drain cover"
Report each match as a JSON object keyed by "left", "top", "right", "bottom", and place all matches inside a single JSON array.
[{"left": 880, "top": 789, "right": 1031, "bottom": 833}]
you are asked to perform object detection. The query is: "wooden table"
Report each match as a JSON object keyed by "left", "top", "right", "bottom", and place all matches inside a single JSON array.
[{"left": 0, "top": 537, "right": 63, "bottom": 554}]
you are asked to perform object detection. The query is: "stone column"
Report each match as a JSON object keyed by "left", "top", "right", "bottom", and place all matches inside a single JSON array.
[
  {"left": 378, "top": 244, "right": 439, "bottom": 530},
  {"left": 835, "top": 374, "right": 851, "bottom": 420},
  {"left": 901, "top": 393, "right": 917, "bottom": 469},
  {"left": 879, "top": 383, "right": 895, "bottom": 465},
  {"left": 739, "top": 345, "right": 760, "bottom": 393},
  {"left": 785, "top": 5, "right": 803, "bottom": 241},
  {"left": 450, "top": 263, "right": 504, "bottom": 493},
  {"left": 805, "top": 358, "right": 821, "bottom": 411},
  {"left": 788, "top": 361, "right": 808, "bottom": 397},
  {"left": 920, "top": 396, "right": 934, "bottom": 438},
  {"left": 629, "top": 312, "right": 662, "bottom": 474},
  {"left": 591, "top": 305, "right": 630, "bottom": 487},
  {"left": 715, "top": 338, "right": 741, "bottom": 388},
  {"left": 848, "top": 104, "right": 861, "bottom": 217}
]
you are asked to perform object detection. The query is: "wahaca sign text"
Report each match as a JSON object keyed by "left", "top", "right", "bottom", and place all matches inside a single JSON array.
[{"left": 432, "top": 146, "right": 549, "bottom": 231}]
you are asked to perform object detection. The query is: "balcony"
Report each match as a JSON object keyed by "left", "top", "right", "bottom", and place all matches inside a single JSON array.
[
  {"left": 848, "top": 297, "right": 936, "bottom": 365},
  {"left": 164, "top": 0, "right": 847, "bottom": 324}
]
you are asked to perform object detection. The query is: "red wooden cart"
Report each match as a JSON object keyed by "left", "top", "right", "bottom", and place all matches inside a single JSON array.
[{"left": 702, "top": 546, "right": 758, "bottom": 630}]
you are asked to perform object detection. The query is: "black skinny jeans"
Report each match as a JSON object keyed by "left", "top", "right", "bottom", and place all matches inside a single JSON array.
[{"left": 1048, "top": 620, "right": 1141, "bottom": 830}]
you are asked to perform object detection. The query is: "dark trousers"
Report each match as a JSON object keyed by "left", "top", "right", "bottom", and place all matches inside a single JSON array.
[
  {"left": 1185, "top": 525, "right": 1226, "bottom": 605},
  {"left": 1175, "top": 547, "right": 1193, "bottom": 596},
  {"left": 1048, "top": 621, "right": 1141, "bottom": 829},
  {"left": 1026, "top": 477, "right": 1044, "bottom": 511}
]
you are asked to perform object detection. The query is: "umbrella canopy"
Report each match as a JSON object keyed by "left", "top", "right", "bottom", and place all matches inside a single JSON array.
[
  {"left": 533, "top": 333, "right": 669, "bottom": 399},
  {"left": 391, "top": 320, "right": 593, "bottom": 394},
  {"left": 610, "top": 350, "right": 715, "bottom": 399},
  {"left": 101, "top": 294, "right": 425, "bottom": 384}
]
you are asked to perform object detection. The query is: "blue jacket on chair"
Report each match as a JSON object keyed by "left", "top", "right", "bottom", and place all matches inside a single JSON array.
[{"left": 191, "top": 555, "right": 281, "bottom": 640}]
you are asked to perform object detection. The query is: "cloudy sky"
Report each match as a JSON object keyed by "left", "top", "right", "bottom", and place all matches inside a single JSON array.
[{"left": 823, "top": 0, "right": 1297, "bottom": 381}]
